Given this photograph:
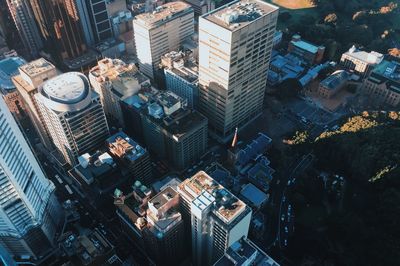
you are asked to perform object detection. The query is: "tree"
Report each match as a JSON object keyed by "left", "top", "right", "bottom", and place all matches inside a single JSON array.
[
  {"left": 279, "top": 11, "right": 292, "bottom": 22},
  {"left": 324, "top": 13, "right": 337, "bottom": 24},
  {"left": 275, "top": 78, "right": 303, "bottom": 100}
]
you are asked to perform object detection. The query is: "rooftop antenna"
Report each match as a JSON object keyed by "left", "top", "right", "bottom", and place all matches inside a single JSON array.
[{"left": 231, "top": 127, "right": 238, "bottom": 148}]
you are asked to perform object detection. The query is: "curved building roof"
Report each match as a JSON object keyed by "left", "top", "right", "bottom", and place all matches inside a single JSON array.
[
  {"left": 0, "top": 56, "right": 26, "bottom": 92},
  {"left": 37, "top": 72, "right": 93, "bottom": 113}
]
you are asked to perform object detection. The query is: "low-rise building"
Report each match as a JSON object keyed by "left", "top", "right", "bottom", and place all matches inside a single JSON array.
[
  {"left": 267, "top": 52, "right": 305, "bottom": 85},
  {"left": 340, "top": 45, "right": 383, "bottom": 77},
  {"left": 61, "top": 229, "right": 115, "bottom": 266},
  {"left": 107, "top": 131, "right": 153, "bottom": 185},
  {"left": 318, "top": 70, "right": 350, "bottom": 98},
  {"left": 161, "top": 50, "right": 199, "bottom": 108},
  {"left": 288, "top": 34, "right": 325, "bottom": 65},
  {"left": 240, "top": 183, "right": 269, "bottom": 210},
  {"left": 214, "top": 237, "right": 279, "bottom": 266},
  {"left": 363, "top": 60, "right": 400, "bottom": 107}
]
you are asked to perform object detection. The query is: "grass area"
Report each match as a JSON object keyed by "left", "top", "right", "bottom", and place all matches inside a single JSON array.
[
  {"left": 296, "top": 205, "right": 326, "bottom": 228},
  {"left": 271, "top": 0, "right": 315, "bottom": 9},
  {"left": 266, "top": 0, "right": 319, "bottom": 30}
]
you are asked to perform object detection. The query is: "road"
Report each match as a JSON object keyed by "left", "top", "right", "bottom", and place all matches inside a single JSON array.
[{"left": 263, "top": 153, "right": 314, "bottom": 252}]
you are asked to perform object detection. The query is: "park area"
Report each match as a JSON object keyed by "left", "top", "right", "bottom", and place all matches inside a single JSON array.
[{"left": 270, "top": 0, "right": 315, "bottom": 9}]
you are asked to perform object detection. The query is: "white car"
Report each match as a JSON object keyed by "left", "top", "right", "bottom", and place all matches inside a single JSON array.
[
  {"left": 285, "top": 226, "right": 289, "bottom": 233},
  {"left": 281, "top": 214, "right": 285, "bottom": 221},
  {"left": 284, "top": 239, "right": 288, "bottom": 246}
]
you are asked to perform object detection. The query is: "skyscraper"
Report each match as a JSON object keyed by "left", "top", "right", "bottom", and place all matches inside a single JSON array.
[
  {"left": 12, "top": 58, "right": 58, "bottom": 149},
  {"left": 6, "top": 0, "right": 43, "bottom": 58},
  {"left": 0, "top": 96, "right": 63, "bottom": 259},
  {"left": 133, "top": 1, "right": 194, "bottom": 80},
  {"left": 30, "top": 0, "right": 88, "bottom": 62},
  {"left": 198, "top": 0, "right": 278, "bottom": 142},
  {"left": 35, "top": 72, "right": 109, "bottom": 166},
  {"left": 177, "top": 171, "right": 252, "bottom": 265}
]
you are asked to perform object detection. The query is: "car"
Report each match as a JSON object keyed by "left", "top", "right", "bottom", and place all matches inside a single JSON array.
[
  {"left": 287, "top": 180, "right": 291, "bottom": 186},
  {"left": 276, "top": 179, "right": 280, "bottom": 185},
  {"left": 288, "top": 204, "right": 292, "bottom": 211},
  {"left": 281, "top": 214, "right": 285, "bottom": 221},
  {"left": 285, "top": 226, "right": 289, "bottom": 233},
  {"left": 284, "top": 239, "right": 288, "bottom": 246},
  {"left": 283, "top": 196, "right": 286, "bottom": 202}
]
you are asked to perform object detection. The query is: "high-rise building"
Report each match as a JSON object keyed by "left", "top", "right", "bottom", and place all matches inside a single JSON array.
[
  {"left": 133, "top": 1, "right": 194, "bottom": 80},
  {"left": 198, "top": 0, "right": 278, "bottom": 142},
  {"left": 184, "top": 0, "right": 215, "bottom": 16},
  {"left": 115, "top": 185, "right": 185, "bottom": 265},
  {"left": 30, "top": 0, "right": 89, "bottom": 62},
  {"left": 6, "top": 0, "right": 43, "bottom": 58},
  {"left": 143, "top": 186, "right": 185, "bottom": 265},
  {"left": 177, "top": 171, "right": 253, "bottom": 265},
  {"left": 89, "top": 58, "right": 149, "bottom": 127},
  {"left": 85, "top": 0, "right": 113, "bottom": 43},
  {"left": 140, "top": 90, "right": 208, "bottom": 170},
  {"left": 107, "top": 131, "right": 153, "bottom": 186},
  {"left": 0, "top": 96, "right": 63, "bottom": 259},
  {"left": 35, "top": 72, "right": 109, "bottom": 166},
  {"left": 12, "top": 58, "right": 58, "bottom": 149},
  {"left": 161, "top": 50, "right": 199, "bottom": 109}
]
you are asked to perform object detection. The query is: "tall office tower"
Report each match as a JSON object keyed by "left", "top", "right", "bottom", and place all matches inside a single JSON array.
[
  {"left": 143, "top": 186, "right": 185, "bottom": 265},
  {"left": 0, "top": 96, "right": 63, "bottom": 259},
  {"left": 30, "top": 0, "right": 88, "bottom": 62},
  {"left": 6, "top": 0, "right": 43, "bottom": 58},
  {"left": 107, "top": 132, "right": 153, "bottom": 186},
  {"left": 35, "top": 72, "right": 110, "bottom": 166},
  {"left": 12, "top": 58, "right": 58, "bottom": 149},
  {"left": 177, "top": 171, "right": 252, "bottom": 265},
  {"left": 89, "top": 58, "right": 149, "bottom": 127},
  {"left": 141, "top": 90, "right": 208, "bottom": 170},
  {"left": 184, "top": 0, "right": 215, "bottom": 16},
  {"left": 82, "top": 0, "right": 113, "bottom": 43},
  {"left": 198, "top": 0, "right": 278, "bottom": 143},
  {"left": 133, "top": 1, "right": 194, "bottom": 80}
]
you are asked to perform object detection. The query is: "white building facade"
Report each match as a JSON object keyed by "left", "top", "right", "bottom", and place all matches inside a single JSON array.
[
  {"left": 0, "top": 96, "right": 63, "bottom": 259},
  {"left": 133, "top": 1, "right": 194, "bottom": 80},
  {"left": 198, "top": 0, "right": 278, "bottom": 142},
  {"left": 35, "top": 72, "right": 109, "bottom": 166}
]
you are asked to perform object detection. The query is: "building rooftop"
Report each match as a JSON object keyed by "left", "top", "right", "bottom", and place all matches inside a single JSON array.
[
  {"left": 75, "top": 152, "right": 116, "bottom": 185},
  {"left": 235, "top": 133, "right": 272, "bottom": 167},
  {"left": 107, "top": 132, "right": 147, "bottom": 162},
  {"left": 41, "top": 72, "right": 89, "bottom": 104},
  {"left": 0, "top": 56, "right": 26, "bottom": 91},
  {"left": 214, "top": 237, "right": 279, "bottom": 266},
  {"left": 90, "top": 58, "right": 149, "bottom": 98},
  {"left": 320, "top": 70, "right": 350, "bottom": 90},
  {"left": 291, "top": 39, "right": 319, "bottom": 54},
  {"left": 134, "top": 1, "right": 192, "bottom": 28},
  {"left": 368, "top": 60, "right": 400, "bottom": 94},
  {"left": 203, "top": 0, "right": 278, "bottom": 31},
  {"left": 162, "top": 50, "right": 198, "bottom": 83},
  {"left": 240, "top": 183, "right": 268, "bottom": 209},
  {"left": 19, "top": 58, "right": 55, "bottom": 77},
  {"left": 179, "top": 171, "right": 247, "bottom": 224},
  {"left": 342, "top": 45, "right": 384, "bottom": 65}
]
